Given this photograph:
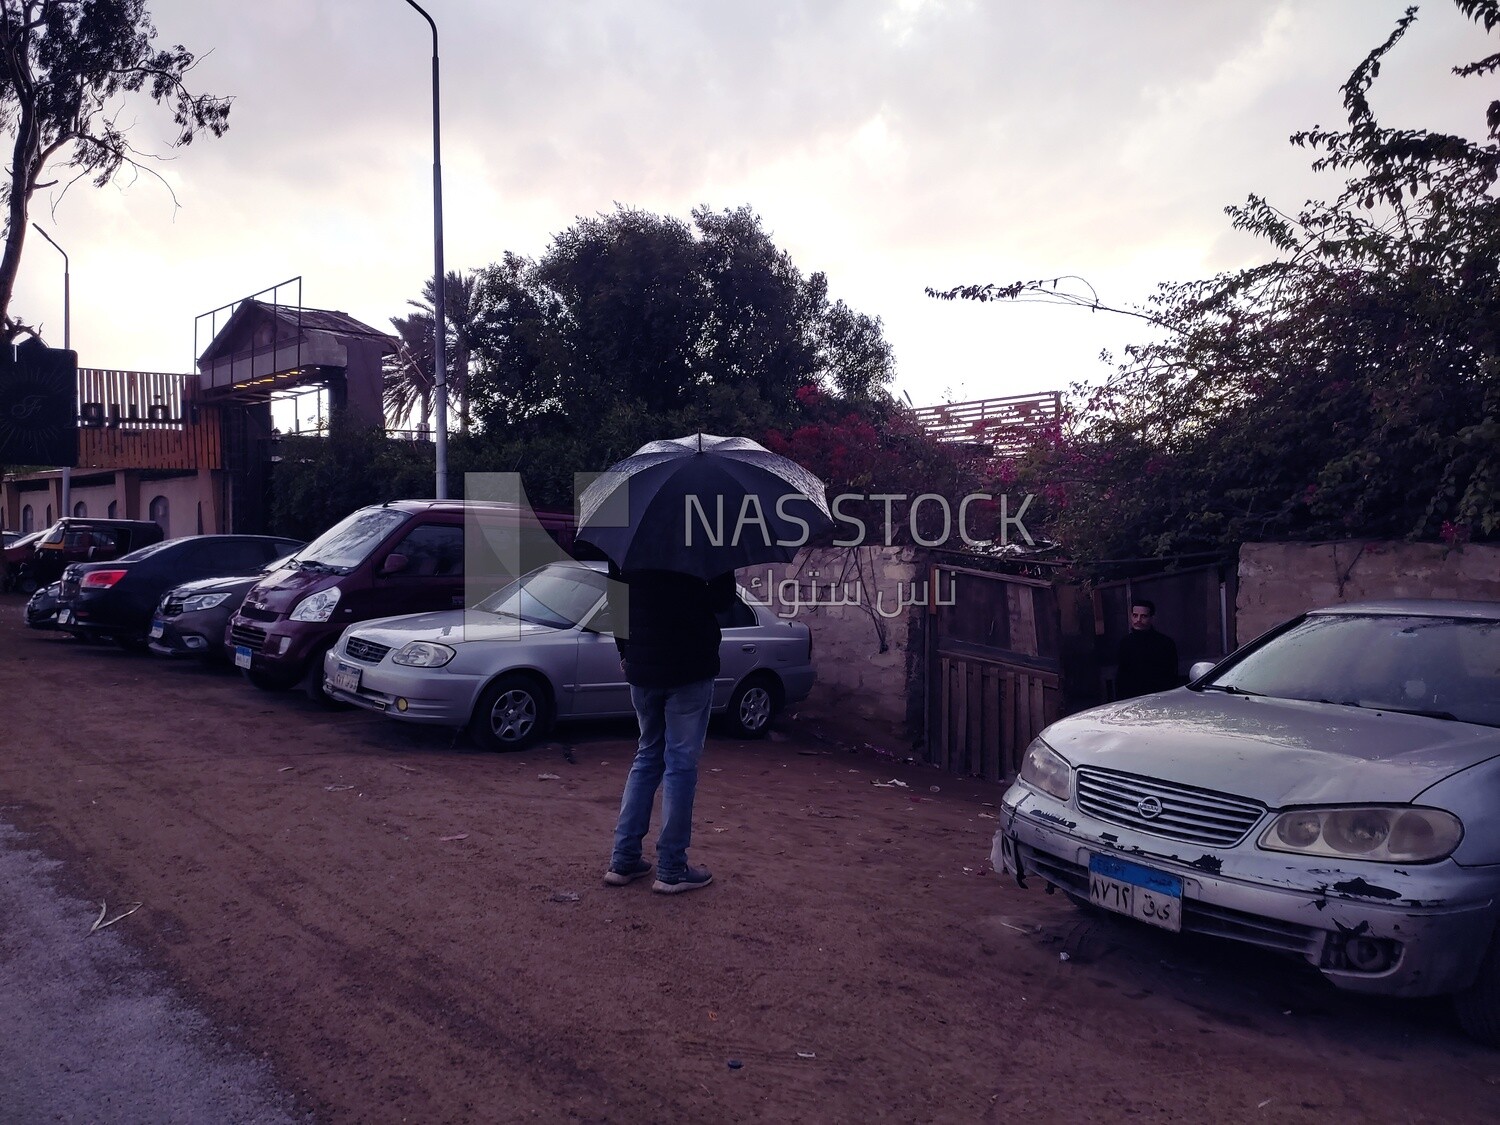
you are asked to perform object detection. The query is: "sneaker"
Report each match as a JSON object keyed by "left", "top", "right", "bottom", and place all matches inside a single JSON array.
[
  {"left": 603, "top": 859, "right": 653, "bottom": 886},
  {"left": 652, "top": 866, "right": 713, "bottom": 894}
]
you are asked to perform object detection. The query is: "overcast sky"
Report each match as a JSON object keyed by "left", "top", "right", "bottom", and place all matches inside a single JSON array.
[{"left": 10, "top": 0, "right": 1494, "bottom": 413}]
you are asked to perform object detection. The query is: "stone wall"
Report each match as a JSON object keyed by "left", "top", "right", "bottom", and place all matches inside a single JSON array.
[
  {"left": 1237, "top": 541, "right": 1500, "bottom": 642},
  {"left": 747, "top": 546, "right": 921, "bottom": 732}
]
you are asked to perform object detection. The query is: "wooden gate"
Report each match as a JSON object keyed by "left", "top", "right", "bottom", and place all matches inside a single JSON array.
[{"left": 923, "top": 566, "right": 1065, "bottom": 783}]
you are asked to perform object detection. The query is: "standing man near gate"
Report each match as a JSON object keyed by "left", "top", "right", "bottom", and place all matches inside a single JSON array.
[{"left": 1115, "top": 598, "right": 1180, "bottom": 699}]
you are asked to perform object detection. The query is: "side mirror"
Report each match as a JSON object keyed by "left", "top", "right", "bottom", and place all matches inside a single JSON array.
[
  {"left": 1188, "top": 661, "right": 1217, "bottom": 681},
  {"left": 378, "top": 553, "right": 409, "bottom": 577}
]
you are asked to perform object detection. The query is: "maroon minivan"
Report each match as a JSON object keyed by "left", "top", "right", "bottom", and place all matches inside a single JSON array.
[{"left": 226, "top": 500, "right": 575, "bottom": 700}]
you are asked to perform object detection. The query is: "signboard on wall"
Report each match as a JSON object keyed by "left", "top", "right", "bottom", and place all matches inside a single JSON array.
[{"left": 0, "top": 339, "right": 78, "bottom": 466}]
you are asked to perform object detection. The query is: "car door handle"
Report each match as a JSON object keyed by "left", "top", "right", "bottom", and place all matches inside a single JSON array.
[{"left": 741, "top": 643, "right": 757, "bottom": 653}]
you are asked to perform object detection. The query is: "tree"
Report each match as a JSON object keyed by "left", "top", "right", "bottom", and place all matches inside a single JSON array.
[
  {"left": 386, "top": 270, "right": 481, "bottom": 436},
  {"left": 455, "top": 205, "right": 898, "bottom": 508},
  {"left": 269, "top": 411, "right": 434, "bottom": 541},
  {"left": 0, "top": 0, "right": 231, "bottom": 338},
  {"left": 931, "top": 0, "right": 1500, "bottom": 562}
]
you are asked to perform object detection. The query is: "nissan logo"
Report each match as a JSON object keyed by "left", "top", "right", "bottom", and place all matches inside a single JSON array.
[{"left": 1137, "top": 796, "right": 1164, "bottom": 819}]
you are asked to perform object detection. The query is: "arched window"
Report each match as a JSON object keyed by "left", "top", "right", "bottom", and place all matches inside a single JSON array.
[
  {"left": 21, "top": 505, "right": 33, "bottom": 533},
  {"left": 72, "top": 501, "right": 87, "bottom": 518},
  {"left": 148, "top": 495, "right": 169, "bottom": 536},
  {"left": 107, "top": 500, "right": 118, "bottom": 519},
  {"left": 45, "top": 504, "right": 53, "bottom": 525}
]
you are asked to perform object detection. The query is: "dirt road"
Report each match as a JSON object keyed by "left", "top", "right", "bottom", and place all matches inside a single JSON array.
[{"left": 2, "top": 593, "right": 1498, "bottom": 1123}]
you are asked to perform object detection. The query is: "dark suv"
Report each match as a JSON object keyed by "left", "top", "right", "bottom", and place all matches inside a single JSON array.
[
  {"left": 16, "top": 518, "right": 164, "bottom": 593},
  {"left": 58, "top": 534, "right": 303, "bottom": 648},
  {"left": 227, "top": 500, "right": 575, "bottom": 700}
]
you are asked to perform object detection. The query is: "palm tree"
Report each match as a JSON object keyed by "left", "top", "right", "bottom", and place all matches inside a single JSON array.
[
  {"left": 399, "top": 270, "right": 482, "bottom": 435},
  {"left": 383, "top": 312, "right": 435, "bottom": 437}
]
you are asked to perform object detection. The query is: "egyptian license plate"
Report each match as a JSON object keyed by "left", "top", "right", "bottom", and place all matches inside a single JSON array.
[
  {"left": 1088, "top": 853, "right": 1183, "bottom": 932},
  {"left": 234, "top": 645, "right": 252, "bottom": 670},
  {"left": 330, "top": 662, "right": 361, "bottom": 694},
  {"left": 57, "top": 608, "right": 71, "bottom": 625},
  {"left": 149, "top": 617, "right": 164, "bottom": 640}
]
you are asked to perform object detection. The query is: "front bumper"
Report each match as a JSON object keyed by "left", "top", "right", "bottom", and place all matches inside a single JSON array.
[
  {"left": 321, "top": 648, "right": 481, "bottom": 726},
  {"left": 994, "top": 782, "right": 1500, "bottom": 998}
]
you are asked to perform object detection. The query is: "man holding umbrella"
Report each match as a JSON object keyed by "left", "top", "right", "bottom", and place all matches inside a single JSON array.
[
  {"left": 578, "top": 434, "right": 832, "bottom": 895},
  {"left": 603, "top": 564, "right": 736, "bottom": 892}
]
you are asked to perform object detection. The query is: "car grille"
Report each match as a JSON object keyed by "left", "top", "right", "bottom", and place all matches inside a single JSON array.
[
  {"left": 161, "top": 595, "right": 186, "bottom": 618},
  {"left": 230, "top": 622, "right": 268, "bottom": 652},
  {"left": 1075, "top": 767, "right": 1265, "bottom": 847},
  {"left": 236, "top": 604, "right": 280, "bottom": 623},
  {"left": 344, "top": 637, "right": 392, "bottom": 664}
]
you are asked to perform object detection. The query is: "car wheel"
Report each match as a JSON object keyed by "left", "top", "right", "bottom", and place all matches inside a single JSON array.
[
  {"left": 1454, "top": 935, "right": 1500, "bottom": 1047},
  {"left": 724, "top": 674, "right": 780, "bottom": 739},
  {"left": 469, "top": 674, "right": 552, "bottom": 752},
  {"left": 18, "top": 576, "right": 38, "bottom": 595}
]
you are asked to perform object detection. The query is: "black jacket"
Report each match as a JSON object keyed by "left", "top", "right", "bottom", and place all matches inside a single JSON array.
[
  {"left": 1116, "top": 628, "right": 1180, "bottom": 699},
  {"left": 610, "top": 566, "right": 737, "bottom": 689}
]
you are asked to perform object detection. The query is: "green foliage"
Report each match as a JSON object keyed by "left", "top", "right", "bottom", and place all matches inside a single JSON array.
[
  {"left": 0, "top": 0, "right": 231, "bottom": 336},
  {"left": 956, "top": 2, "right": 1500, "bottom": 564},
  {"left": 268, "top": 413, "right": 434, "bottom": 541},
  {"left": 451, "top": 205, "right": 898, "bottom": 509}
]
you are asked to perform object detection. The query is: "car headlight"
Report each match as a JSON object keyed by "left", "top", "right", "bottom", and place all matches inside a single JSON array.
[
  {"left": 1018, "top": 737, "right": 1072, "bottom": 802},
  {"left": 392, "top": 641, "right": 456, "bottom": 668},
  {"left": 1259, "top": 806, "right": 1462, "bottom": 863},
  {"left": 181, "top": 592, "right": 231, "bottom": 613},
  {"left": 290, "top": 587, "right": 342, "bottom": 622}
]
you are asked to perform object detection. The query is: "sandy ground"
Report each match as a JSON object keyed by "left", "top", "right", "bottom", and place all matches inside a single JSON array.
[{"left": 2, "top": 592, "right": 1500, "bottom": 1124}]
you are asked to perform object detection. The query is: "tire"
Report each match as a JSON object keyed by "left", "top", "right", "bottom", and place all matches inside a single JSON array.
[
  {"left": 723, "top": 674, "right": 780, "bottom": 739},
  {"left": 1454, "top": 934, "right": 1500, "bottom": 1047},
  {"left": 18, "top": 576, "right": 38, "bottom": 595},
  {"left": 468, "top": 673, "right": 551, "bottom": 752}
]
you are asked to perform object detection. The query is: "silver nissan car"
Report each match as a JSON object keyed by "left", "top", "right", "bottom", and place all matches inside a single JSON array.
[
  {"left": 323, "top": 559, "right": 815, "bottom": 751},
  {"left": 992, "top": 600, "right": 1500, "bottom": 1045}
]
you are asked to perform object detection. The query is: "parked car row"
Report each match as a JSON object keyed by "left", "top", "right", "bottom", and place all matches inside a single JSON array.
[
  {"left": 992, "top": 598, "right": 1500, "bottom": 1046},
  {"left": 3, "top": 517, "right": 165, "bottom": 594},
  {"left": 18, "top": 499, "right": 816, "bottom": 753}
]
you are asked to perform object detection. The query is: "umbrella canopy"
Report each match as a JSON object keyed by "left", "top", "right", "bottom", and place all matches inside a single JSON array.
[{"left": 576, "top": 433, "right": 833, "bottom": 579}]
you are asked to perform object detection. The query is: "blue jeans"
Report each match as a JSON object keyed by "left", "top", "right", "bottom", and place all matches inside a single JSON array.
[{"left": 611, "top": 678, "right": 714, "bottom": 880}]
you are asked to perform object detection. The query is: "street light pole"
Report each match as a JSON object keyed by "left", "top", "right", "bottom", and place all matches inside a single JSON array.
[
  {"left": 32, "top": 222, "right": 71, "bottom": 517},
  {"left": 402, "top": 0, "right": 448, "bottom": 500}
]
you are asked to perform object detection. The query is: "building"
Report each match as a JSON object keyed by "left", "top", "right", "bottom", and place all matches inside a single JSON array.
[{"left": 2, "top": 300, "right": 395, "bottom": 538}]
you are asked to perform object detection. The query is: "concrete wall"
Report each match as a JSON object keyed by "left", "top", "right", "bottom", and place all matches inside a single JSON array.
[
  {"left": 1237, "top": 541, "right": 1500, "bottom": 642},
  {"left": 747, "top": 546, "right": 921, "bottom": 731}
]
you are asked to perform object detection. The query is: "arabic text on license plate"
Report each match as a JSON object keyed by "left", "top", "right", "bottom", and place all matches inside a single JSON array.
[
  {"left": 57, "top": 608, "right": 71, "bottom": 624},
  {"left": 1088, "top": 853, "right": 1183, "bottom": 932},
  {"left": 331, "top": 663, "right": 361, "bottom": 694},
  {"left": 234, "top": 645, "right": 252, "bottom": 670},
  {"left": 149, "top": 618, "right": 164, "bottom": 639}
]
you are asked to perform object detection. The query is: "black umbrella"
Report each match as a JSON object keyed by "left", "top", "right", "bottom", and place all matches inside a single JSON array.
[{"left": 576, "top": 433, "right": 833, "bottom": 579}]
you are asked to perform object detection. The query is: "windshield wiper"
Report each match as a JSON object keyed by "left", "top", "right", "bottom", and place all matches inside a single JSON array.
[{"left": 1199, "top": 684, "right": 1264, "bottom": 697}]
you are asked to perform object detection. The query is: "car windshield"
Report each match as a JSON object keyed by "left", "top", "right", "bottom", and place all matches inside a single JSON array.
[
  {"left": 1206, "top": 612, "right": 1500, "bottom": 727},
  {"left": 297, "top": 508, "right": 409, "bottom": 570},
  {"left": 475, "top": 566, "right": 608, "bottom": 629}
]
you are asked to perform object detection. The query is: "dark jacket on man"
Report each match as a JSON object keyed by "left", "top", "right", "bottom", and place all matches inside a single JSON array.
[
  {"left": 1116, "top": 628, "right": 1180, "bottom": 699},
  {"left": 610, "top": 566, "right": 737, "bottom": 689}
]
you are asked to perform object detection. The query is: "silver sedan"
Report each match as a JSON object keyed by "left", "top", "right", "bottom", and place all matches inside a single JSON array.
[
  {"left": 323, "top": 560, "right": 815, "bottom": 751},
  {"left": 992, "top": 599, "right": 1500, "bottom": 1045}
]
